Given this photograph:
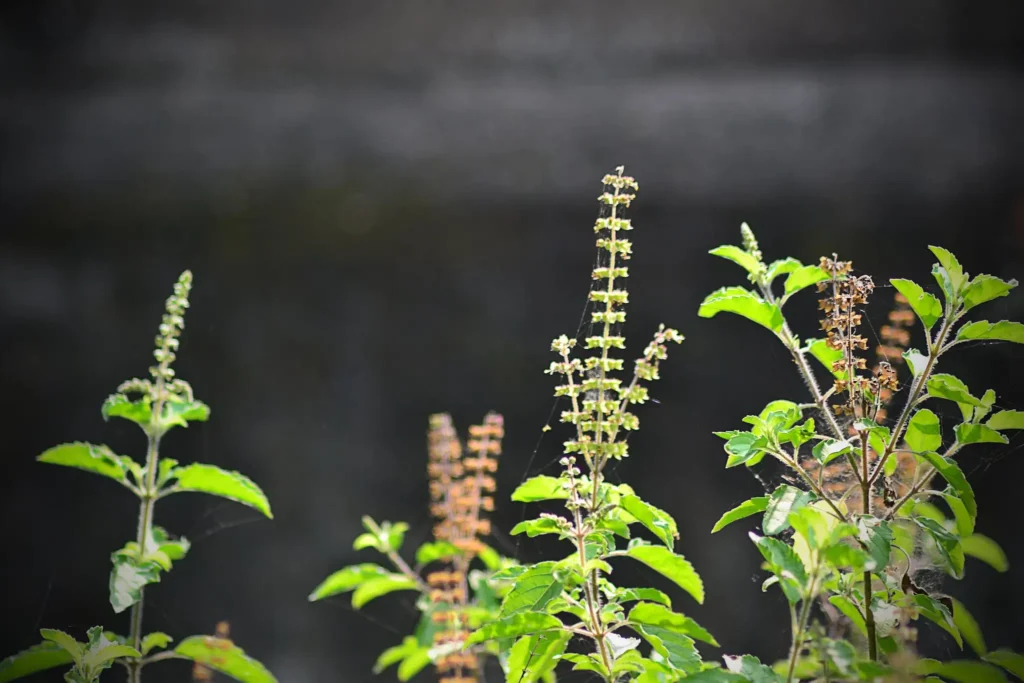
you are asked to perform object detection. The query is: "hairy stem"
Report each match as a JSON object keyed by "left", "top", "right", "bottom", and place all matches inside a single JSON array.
[{"left": 859, "top": 437, "right": 877, "bottom": 661}]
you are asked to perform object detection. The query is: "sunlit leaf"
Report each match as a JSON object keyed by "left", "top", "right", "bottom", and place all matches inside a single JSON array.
[
  {"left": 101, "top": 394, "right": 152, "bottom": 428},
  {"left": 763, "top": 485, "right": 813, "bottom": 536},
  {"left": 109, "top": 552, "right": 162, "bottom": 614},
  {"left": 175, "top": 636, "right": 277, "bottom": 683},
  {"left": 510, "top": 518, "right": 565, "bottom": 539},
  {"left": 723, "top": 432, "right": 768, "bottom": 468},
  {"left": 500, "top": 562, "right": 564, "bottom": 616},
  {"left": 929, "top": 246, "right": 967, "bottom": 299},
  {"left": 986, "top": 410, "right": 1024, "bottom": 431},
  {"left": 950, "top": 597, "right": 986, "bottom": 656},
  {"left": 829, "top": 596, "right": 867, "bottom": 636},
  {"left": 506, "top": 631, "right": 570, "bottom": 683},
  {"left": 709, "top": 245, "right": 760, "bottom": 275},
  {"left": 957, "top": 320, "right": 1024, "bottom": 344},
  {"left": 985, "top": 650, "right": 1024, "bottom": 680},
  {"left": 913, "top": 517, "right": 964, "bottom": 578},
  {"left": 906, "top": 409, "right": 942, "bottom": 453},
  {"left": 804, "top": 338, "right": 844, "bottom": 378},
  {"left": 956, "top": 423, "right": 1008, "bottom": 446},
  {"left": 962, "top": 534, "right": 1009, "bottom": 573},
  {"left": 511, "top": 476, "right": 568, "bottom": 503},
  {"left": 140, "top": 633, "right": 173, "bottom": 656},
  {"left": 914, "top": 658, "right": 1006, "bottom": 683},
  {"left": 783, "top": 265, "right": 830, "bottom": 300},
  {"left": 352, "top": 576, "right": 419, "bottom": 609},
  {"left": 751, "top": 533, "right": 807, "bottom": 604},
  {"left": 0, "top": 641, "right": 74, "bottom": 683},
  {"left": 167, "top": 464, "right": 273, "bottom": 518},
  {"left": 464, "top": 612, "right": 563, "bottom": 646},
  {"left": 891, "top": 278, "right": 942, "bottom": 330},
  {"left": 711, "top": 497, "right": 769, "bottom": 533},
  {"left": 628, "top": 602, "right": 717, "bottom": 646},
  {"left": 414, "top": 541, "right": 458, "bottom": 565},
  {"left": 37, "top": 443, "right": 137, "bottom": 490},
  {"left": 624, "top": 546, "right": 704, "bottom": 604},
  {"left": 307, "top": 563, "right": 390, "bottom": 601},
  {"left": 698, "top": 287, "right": 784, "bottom": 334},
  {"left": 621, "top": 495, "right": 678, "bottom": 550},
  {"left": 962, "top": 275, "right": 1017, "bottom": 311},
  {"left": 916, "top": 451, "right": 976, "bottom": 520}
]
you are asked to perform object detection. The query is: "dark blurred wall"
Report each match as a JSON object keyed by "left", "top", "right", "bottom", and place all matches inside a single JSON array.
[{"left": 2, "top": 2, "right": 1023, "bottom": 682}]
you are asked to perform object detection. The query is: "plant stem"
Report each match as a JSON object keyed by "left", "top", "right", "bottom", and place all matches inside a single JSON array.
[
  {"left": 363, "top": 518, "right": 429, "bottom": 592},
  {"left": 786, "top": 575, "right": 817, "bottom": 682},
  {"left": 859, "top": 437, "right": 877, "bottom": 662}
]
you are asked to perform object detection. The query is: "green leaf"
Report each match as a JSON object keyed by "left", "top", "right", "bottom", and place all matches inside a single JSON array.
[
  {"left": 939, "top": 491, "right": 975, "bottom": 537},
  {"left": 372, "top": 637, "right": 417, "bottom": 674},
  {"left": 985, "top": 650, "right": 1024, "bottom": 680},
  {"left": 396, "top": 647, "right": 430, "bottom": 682},
  {"left": 168, "top": 464, "right": 273, "bottom": 518},
  {"left": 723, "top": 432, "right": 768, "bottom": 468},
  {"left": 829, "top": 596, "right": 867, "bottom": 636},
  {"left": 175, "top": 636, "right": 277, "bottom": 683},
  {"left": 613, "top": 587, "right": 672, "bottom": 607},
  {"left": 698, "top": 287, "right": 784, "bottom": 334},
  {"left": 140, "top": 633, "right": 173, "bottom": 656},
  {"left": 511, "top": 476, "right": 568, "bottom": 503},
  {"left": 913, "top": 517, "right": 964, "bottom": 578},
  {"left": 916, "top": 451, "right": 976, "bottom": 520},
  {"left": 962, "top": 534, "right": 1009, "bottom": 573},
  {"left": 911, "top": 594, "right": 962, "bottom": 648},
  {"left": 624, "top": 546, "right": 705, "bottom": 604},
  {"left": 632, "top": 624, "right": 701, "bottom": 674},
  {"left": 957, "top": 320, "right": 1024, "bottom": 344},
  {"left": 102, "top": 394, "right": 152, "bottom": 428},
  {"left": 109, "top": 553, "right": 162, "bottom": 614},
  {"left": 930, "top": 246, "right": 967, "bottom": 298},
  {"left": 712, "top": 496, "right": 769, "bottom": 533},
  {"left": 812, "top": 438, "right": 853, "bottom": 466},
  {"left": 904, "top": 348, "right": 928, "bottom": 377},
  {"left": 928, "top": 374, "right": 986, "bottom": 420},
  {"left": 963, "top": 275, "right": 1017, "bottom": 311},
  {"left": 709, "top": 245, "right": 761, "bottom": 275},
  {"left": 506, "top": 631, "right": 570, "bottom": 683},
  {"left": 500, "top": 562, "right": 564, "bottom": 616},
  {"left": 628, "top": 602, "right": 718, "bottom": 646},
  {"left": 414, "top": 541, "right": 458, "bottom": 565},
  {"left": 783, "top": 265, "right": 830, "bottom": 299},
  {"left": 723, "top": 654, "right": 783, "bottom": 683},
  {"left": 766, "top": 257, "right": 802, "bottom": 284},
  {"left": 0, "top": 642, "right": 75, "bottom": 683},
  {"left": 621, "top": 495, "right": 678, "bottom": 550},
  {"left": 891, "top": 278, "right": 943, "bottom": 330},
  {"left": 950, "top": 597, "right": 986, "bottom": 656},
  {"left": 464, "top": 612, "right": 563, "bottom": 646},
  {"left": 956, "top": 423, "right": 1008, "bottom": 446},
  {"left": 82, "top": 643, "right": 139, "bottom": 669},
  {"left": 559, "top": 653, "right": 609, "bottom": 677},
  {"left": 751, "top": 533, "right": 807, "bottom": 604},
  {"left": 804, "top": 338, "right": 844, "bottom": 378},
  {"left": 763, "top": 485, "right": 813, "bottom": 536},
  {"left": 987, "top": 410, "right": 1024, "bottom": 431},
  {"left": 38, "top": 631, "right": 82, "bottom": 663},
  {"left": 161, "top": 398, "right": 211, "bottom": 428},
  {"left": 857, "top": 517, "right": 893, "bottom": 571},
  {"left": 37, "top": 443, "right": 136, "bottom": 490},
  {"left": 915, "top": 659, "right": 1006, "bottom": 683},
  {"left": 308, "top": 563, "right": 390, "bottom": 601},
  {"left": 352, "top": 575, "right": 419, "bottom": 609},
  {"left": 510, "top": 518, "right": 566, "bottom": 538},
  {"left": 906, "top": 409, "right": 942, "bottom": 453}
]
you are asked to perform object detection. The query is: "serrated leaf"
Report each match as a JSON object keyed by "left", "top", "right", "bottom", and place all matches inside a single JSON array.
[
  {"left": 168, "top": 464, "right": 273, "bottom": 518},
  {"left": 614, "top": 587, "right": 672, "bottom": 607},
  {"left": 906, "top": 409, "right": 942, "bottom": 453},
  {"left": 500, "top": 562, "right": 564, "bottom": 616},
  {"left": 957, "top": 320, "right": 1024, "bottom": 344},
  {"left": 510, "top": 518, "right": 565, "bottom": 538},
  {"left": 928, "top": 374, "right": 985, "bottom": 421},
  {"left": 950, "top": 597, "right": 986, "bottom": 656},
  {"left": 709, "top": 245, "right": 761, "bottom": 275},
  {"left": 698, "top": 287, "right": 784, "bottom": 334},
  {"left": 511, "top": 476, "right": 568, "bottom": 503},
  {"left": 308, "top": 563, "right": 390, "bottom": 601},
  {"left": 506, "top": 631, "right": 570, "bottom": 683},
  {"left": 624, "top": 546, "right": 704, "bottom": 604},
  {"left": 37, "top": 443, "right": 136, "bottom": 490},
  {"left": 766, "top": 257, "right": 802, "bottom": 284},
  {"left": 963, "top": 275, "right": 1017, "bottom": 311},
  {"left": 857, "top": 517, "right": 893, "bottom": 572},
  {"left": 38, "top": 631, "right": 82, "bottom": 663},
  {"left": 140, "top": 633, "right": 173, "bottom": 656},
  {"left": 956, "top": 423, "right": 1008, "bottom": 446},
  {"left": 628, "top": 602, "right": 718, "bottom": 646},
  {"left": 891, "top": 278, "right": 942, "bottom": 330},
  {"left": 175, "top": 636, "right": 277, "bottom": 683},
  {"left": 783, "top": 265, "right": 830, "bottom": 299},
  {"left": 985, "top": 650, "right": 1024, "bottom": 680},
  {"left": 987, "top": 410, "right": 1024, "bottom": 431},
  {"left": 929, "top": 246, "right": 967, "bottom": 297},
  {"left": 812, "top": 439, "right": 853, "bottom": 466},
  {"left": 913, "top": 517, "right": 964, "bottom": 578},
  {"left": 711, "top": 496, "right": 769, "bottom": 533},
  {"left": 763, "top": 485, "right": 813, "bottom": 536},
  {"left": 904, "top": 348, "right": 928, "bottom": 377},
  {"left": 962, "top": 534, "right": 1009, "bottom": 572},
  {"left": 161, "top": 398, "right": 211, "bottom": 428},
  {"left": 352, "top": 575, "right": 419, "bottom": 609},
  {"left": 723, "top": 432, "right": 768, "bottom": 468},
  {"left": 102, "top": 394, "right": 152, "bottom": 427},
  {"left": 465, "top": 612, "right": 563, "bottom": 646},
  {"left": 0, "top": 641, "right": 75, "bottom": 683},
  {"left": 621, "top": 495, "right": 678, "bottom": 550}
]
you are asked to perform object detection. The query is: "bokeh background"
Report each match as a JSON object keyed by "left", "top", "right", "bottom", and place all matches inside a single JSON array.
[{"left": 2, "top": 2, "right": 1024, "bottom": 681}]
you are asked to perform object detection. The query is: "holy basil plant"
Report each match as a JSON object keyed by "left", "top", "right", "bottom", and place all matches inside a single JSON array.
[
  {"left": 0, "top": 271, "right": 276, "bottom": 683},
  {"left": 700, "top": 225, "right": 1024, "bottom": 681}
]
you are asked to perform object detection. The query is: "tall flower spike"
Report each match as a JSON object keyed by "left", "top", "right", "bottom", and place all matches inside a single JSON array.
[
  {"left": 817, "top": 255, "right": 874, "bottom": 416},
  {"left": 150, "top": 270, "right": 192, "bottom": 385}
]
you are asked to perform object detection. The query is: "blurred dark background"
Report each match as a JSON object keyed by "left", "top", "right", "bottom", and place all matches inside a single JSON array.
[{"left": 2, "top": 2, "right": 1024, "bottom": 681}]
